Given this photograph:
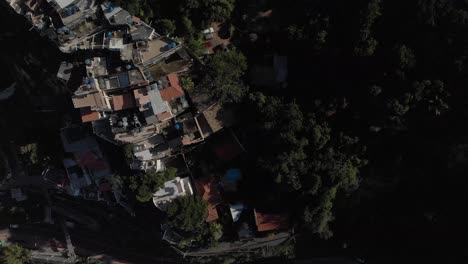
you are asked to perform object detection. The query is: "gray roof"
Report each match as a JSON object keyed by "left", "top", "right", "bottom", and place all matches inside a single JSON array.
[
  {"left": 130, "top": 24, "right": 154, "bottom": 41},
  {"left": 57, "top": 61, "right": 73, "bottom": 81},
  {"left": 148, "top": 87, "right": 166, "bottom": 115},
  {"left": 110, "top": 10, "right": 131, "bottom": 25},
  {"left": 117, "top": 72, "right": 130, "bottom": 88},
  {"left": 143, "top": 109, "right": 158, "bottom": 125}
]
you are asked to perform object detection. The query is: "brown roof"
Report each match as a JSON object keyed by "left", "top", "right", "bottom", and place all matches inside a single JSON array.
[
  {"left": 160, "top": 74, "right": 184, "bottom": 101},
  {"left": 206, "top": 204, "right": 219, "bottom": 222},
  {"left": 195, "top": 177, "right": 222, "bottom": 222},
  {"left": 254, "top": 209, "right": 289, "bottom": 232},
  {"left": 72, "top": 92, "right": 106, "bottom": 109},
  {"left": 112, "top": 93, "right": 136, "bottom": 111},
  {"left": 80, "top": 107, "right": 101, "bottom": 123},
  {"left": 156, "top": 111, "right": 173, "bottom": 121},
  {"left": 133, "top": 88, "right": 150, "bottom": 111}
]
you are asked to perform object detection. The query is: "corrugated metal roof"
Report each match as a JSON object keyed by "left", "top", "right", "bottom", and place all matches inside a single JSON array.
[{"left": 148, "top": 88, "right": 167, "bottom": 115}]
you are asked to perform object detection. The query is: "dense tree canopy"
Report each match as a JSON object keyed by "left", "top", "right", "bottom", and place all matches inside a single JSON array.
[
  {"left": 198, "top": 50, "right": 248, "bottom": 103},
  {"left": 0, "top": 244, "right": 30, "bottom": 264},
  {"left": 166, "top": 196, "right": 207, "bottom": 232}
]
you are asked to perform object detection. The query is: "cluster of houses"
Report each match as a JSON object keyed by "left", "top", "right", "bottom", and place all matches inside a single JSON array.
[{"left": 6, "top": 0, "right": 291, "bottom": 251}]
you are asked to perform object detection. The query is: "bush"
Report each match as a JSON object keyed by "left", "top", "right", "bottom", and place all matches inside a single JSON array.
[{"left": 0, "top": 244, "right": 30, "bottom": 264}]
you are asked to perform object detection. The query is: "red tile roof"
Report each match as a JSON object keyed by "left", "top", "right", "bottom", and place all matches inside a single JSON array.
[
  {"left": 112, "top": 93, "right": 136, "bottom": 111},
  {"left": 254, "top": 209, "right": 289, "bottom": 232},
  {"left": 80, "top": 107, "right": 101, "bottom": 123},
  {"left": 160, "top": 74, "right": 185, "bottom": 101},
  {"left": 195, "top": 177, "right": 222, "bottom": 222}
]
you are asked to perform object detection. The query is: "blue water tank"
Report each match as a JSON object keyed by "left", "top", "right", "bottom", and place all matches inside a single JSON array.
[
  {"left": 175, "top": 123, "right": 181, "bottom": 130},
  {"left": 106, "top": 31, "right": 112, "bottom": 37}
]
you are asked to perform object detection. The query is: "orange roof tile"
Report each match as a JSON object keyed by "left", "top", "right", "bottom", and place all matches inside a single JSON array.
[
  {"left": 206, "top": 204, "right": 219, "bottom": 222},
  {"left": 195, "top": 177, "right": 222, "bottom": 222},
  {"left": 80, "top": 107, "right": 101, "bottom": 123},
  {"left": 160, "top": 74, "right": 184, "bottom": 101},
  {"left": 254, "top": 209, "right": 289, "bottom": 232}
]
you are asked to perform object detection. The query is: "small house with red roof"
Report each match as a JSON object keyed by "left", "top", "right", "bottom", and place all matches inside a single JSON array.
[
  {"left": 254, "top": 209, "right": 289, "bottom": 233},
  {"left": 195, "top": 176, "right": 222, "bottom": 222}
]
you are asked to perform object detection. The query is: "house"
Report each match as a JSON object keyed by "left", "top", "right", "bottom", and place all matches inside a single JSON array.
[
  {"left": 57, "top": 61, "right": 74, "bottom": 83},
  {"left": 152, "top": 177, "right": 194, "bottom": 210},
  {"left": 60, "top": 125, "right": 112, "bottom": 197},
  {"left": 101, "top": 1, "right": 131, "bottom": 26},
  {"left": 254, "top": 209, "right": 289, "bottom": 232},
  {"left": 196, "top": 103, "right": 236, "bottom": 138},
  {"left": 195, "top": 177, "right": 222, "bottom": 222}
]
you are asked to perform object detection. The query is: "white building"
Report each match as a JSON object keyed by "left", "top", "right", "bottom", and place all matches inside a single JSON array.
[{"left": 152, "top": 177, "right": 193, "bottom": 210}]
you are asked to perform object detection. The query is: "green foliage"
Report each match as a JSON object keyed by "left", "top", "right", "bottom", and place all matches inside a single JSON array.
[
  {"left": 186, "top": 33, "right": 205, "bottom": 57},
  {"left": 248, "top": 93, "right": 366, "bottom": 238},
  {"left": 180, "top": 76, "right": 195, "bottom": 92},
  {"left": 179, "top": 0, "right": 235, "bottom": 25},
  {"left": 114, "top": 0, "right": 153, "bottom": 22},
  {"left": 181, "top": 16, "right": 196, "bottom": 36},
  {"left": 155, "top": 19, "right": 176, "bottom": 36},
  {"left": 354, "top": 0, "right": 382, "bottom": 56},
  {"left": 287, "top": 15, "right": 329, "bottom": 50},
  {"left": 395, "top": 44, "right": 416, "bottom": 70},
  {"left": 0, "top": 244, "right": 30, "bottom": 264},
  {"left": 412, "top": 80, "right": 449, "bottom": 115},
  {"left": 130, "top": 167, "right": 178, "bottom": 202},
  {"left": 123, "top": 144, "right": 134, "bottom": 161},
  {"left": 167, "top": 196, "right": 207, "bottom": 232},
  {"left": 199, "top": 50, "right": 248, "bottom": 103}
]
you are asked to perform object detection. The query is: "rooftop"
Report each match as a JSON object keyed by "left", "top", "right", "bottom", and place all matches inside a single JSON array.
[
  {"left": 50, "top": 0, "right": 74, "bottom": 9},
  {"left": 80, "top": 107, "right": 101, "bottom": 123},
  {"left": 130, "top": 24, "right": 155, "bottom": 41},
  {"left": 137, "top": 38, "right": 174, "bottom": 66},
  {"left": 196, "top": 103, "right": 236, "bottom": 137},
  {"left": 254, "top": 210, "right": 289, "bottom": 232},
  {"left": 195, "top": 177, "right": 222, "bottom": 222},
  {"left": 153, "top": 177, "right": 194, "bottom": 210},
  {"left": 159, "top": 73, "right": 185, "bottom": 101},
  {"left": 72, "top": 90, "right": 110, "bottom": 111},
  {"left": 111, "top": 93, "right": 136, "bottom": 111},
  {"left": 57, "top": 61, "right": 74, "bottom": 81},
  {"left": 86, "top": 57, "right": 108, "bottom": 78}
]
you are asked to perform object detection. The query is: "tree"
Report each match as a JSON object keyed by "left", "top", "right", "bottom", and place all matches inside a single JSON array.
[
  {"left": 198, "top": 50, "right": 248, "bottom": 103},
  {"left": 130, "top": 167, "right": 178, "bottom": 202},
  {"left": 245, "top": 93, "right": 366, "bottom": 238},
  {"left": 155, "top": 19, "right": 176, "bottom": 36},
  {"left": 180, "top": 76, "right": 194, "bottom": 92},
  {"left": 412, "top": 80, "right": 450, "bottom": 115},
  {"left": 123, "top": 144, "right": 133, "bottom": 161},
  {"left": 167, "top": 196, "right": 207, "bottom": 232},
  {"left": 354, "top": 0, "right": 382, "bottom": 56},
  {"left": 395, "top": 44, "right": 416, "bottom": 70},
  {"left": 0, "top": 244, "right": 30, "bottom": 264}
]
